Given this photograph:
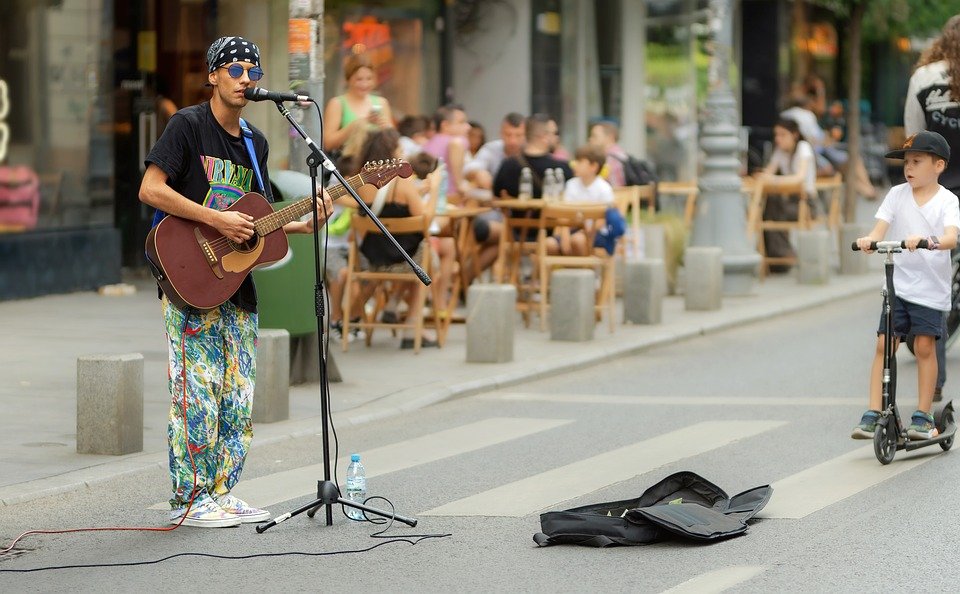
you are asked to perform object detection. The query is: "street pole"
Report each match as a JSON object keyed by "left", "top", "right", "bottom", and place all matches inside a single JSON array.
[
  {"left": 288, "top": 0, "right": 324, "bottom": 173},
  {"left": 691, "top": 0, "right": 759, "bottom": 296}
]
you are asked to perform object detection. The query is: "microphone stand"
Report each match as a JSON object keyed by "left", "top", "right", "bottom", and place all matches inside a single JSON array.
[{"left": 256, "top": 99, "right": 423, "bottom": 533}]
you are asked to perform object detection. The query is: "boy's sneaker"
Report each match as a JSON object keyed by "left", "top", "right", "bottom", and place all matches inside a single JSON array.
[
  {"left": 213, "top": 493, "right": 271, "bottom": 523},
  {"left": 907, "top": 410, "right": 938, "bottom": 440},
  {"left": 170, "top": 493, "right": 241, "bottom": 528},
  {"left": 851, "top": 410, "right": 881, "bottom": 439}
]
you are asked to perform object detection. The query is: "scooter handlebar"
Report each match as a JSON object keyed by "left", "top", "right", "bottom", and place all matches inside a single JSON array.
[{"left": 851, "top": 239, "right": 930, "bottom": 251}]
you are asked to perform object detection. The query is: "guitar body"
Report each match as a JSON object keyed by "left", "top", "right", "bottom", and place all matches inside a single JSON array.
[{"left": 146, "top": 192, "right": 289, "bottom": 311}]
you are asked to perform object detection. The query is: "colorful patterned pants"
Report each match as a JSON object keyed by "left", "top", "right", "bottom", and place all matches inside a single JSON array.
[{"left": 163, "top": 297, "right": 257, "bottom": 508}]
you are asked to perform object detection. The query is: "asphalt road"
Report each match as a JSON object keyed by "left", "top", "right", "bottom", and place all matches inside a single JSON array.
[{"left": 3, "top": 290, "right": 960, "bottom": 593}]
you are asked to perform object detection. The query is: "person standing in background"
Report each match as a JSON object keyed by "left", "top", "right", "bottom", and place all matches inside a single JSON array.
[
  {"left": 322, "top": 53, "right": 394, "bottom": 154},
  {"left": 903, "top": 14, "right": 960, "bottom": 401}
]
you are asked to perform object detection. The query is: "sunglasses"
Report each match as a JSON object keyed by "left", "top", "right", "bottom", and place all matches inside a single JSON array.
[{"left": 219, "top": 64, "right": 264, "bottom": 81}]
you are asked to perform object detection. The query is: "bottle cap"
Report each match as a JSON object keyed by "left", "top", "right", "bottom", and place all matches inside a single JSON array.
[{"left": 351, "top": 453, "right": 360, "bottom": 462}]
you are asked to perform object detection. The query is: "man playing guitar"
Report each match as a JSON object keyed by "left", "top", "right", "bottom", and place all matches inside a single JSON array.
[{"left": 139, "top": 36, "right": 333, "bottom": 528}]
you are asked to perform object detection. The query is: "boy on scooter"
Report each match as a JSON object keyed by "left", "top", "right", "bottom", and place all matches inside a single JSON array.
[{"left": 852, "top": 130, "right": 960, "bottom": 440}]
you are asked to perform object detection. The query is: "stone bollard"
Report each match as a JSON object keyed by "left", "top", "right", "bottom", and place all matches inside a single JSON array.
[
  {"left": 624, "top": 259, "right": 667, "bottom": 324},
  {"left": 684, "top": 247, "right": 723, "bottom": 311},
  {"left": 466, "top": 284, "right": 516, "bottom": 363},
  {"left": 798, "top": 229, "right": 831, "bottom": 285},
  {"left": 290, "top": 332, "right": 342, "bottom": 385},
  {"left": 550, "top": 269, "right": 596, "bottom": 341},
  {"left": 253, "top": 329, "right": 290, "bottom": 423},
  {"left": 77, "top": 353, "right": 143, "bottom": 455},
  {"left": 840, "top": 223, "right": 870, "bottom": 276}
]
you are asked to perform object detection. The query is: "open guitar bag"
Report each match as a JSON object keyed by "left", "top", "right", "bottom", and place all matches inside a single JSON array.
[{"left": 533, "top": 471, "right": 772, "bottom": 548}]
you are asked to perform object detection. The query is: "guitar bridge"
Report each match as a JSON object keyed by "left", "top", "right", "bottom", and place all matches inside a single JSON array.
[{"left": 195, "top": 227, "right": 224, "bottom": 279}]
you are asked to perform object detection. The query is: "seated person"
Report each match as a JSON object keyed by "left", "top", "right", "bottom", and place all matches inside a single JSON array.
[
  {"left": 463, "top": 112, "right": 526, "bottom": 282},
  {"left": 350, "top": 129, "right": 440, "bottom": 349},
  {"left": 398, "top": 114, "right": 432, "bottom": 160},
  {"left": 423, "top": 104, "right": 471, "bottom": 200},
  {"left": 559, "top": 145, "right": 624, "bottom": 256},
  {"left": 494, "top": 114, "right": 574, "bottom": 250},
  {"left": 587, "top": 120, "right": 629, "bottom": 187}
]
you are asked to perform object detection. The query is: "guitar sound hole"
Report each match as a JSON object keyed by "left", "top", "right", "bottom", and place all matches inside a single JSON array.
[{"left": 230, "top": 235, "right": 259, "bottom": 253}]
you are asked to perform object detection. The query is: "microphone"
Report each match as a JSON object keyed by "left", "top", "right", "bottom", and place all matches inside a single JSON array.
[{"left": 243, "top": 87, "right": 311, "bottom": 103}]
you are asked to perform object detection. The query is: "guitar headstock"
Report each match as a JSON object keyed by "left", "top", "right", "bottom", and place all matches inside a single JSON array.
[{"left": 360, "top": 159, "right": 414, "bottom": 188}]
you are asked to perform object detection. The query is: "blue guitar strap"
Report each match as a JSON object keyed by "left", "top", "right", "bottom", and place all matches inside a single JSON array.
[
  {"left": 239, "top": 117, "right": 266, "bottom": 195},
  {"left": 150, "top": 117, "right": 267, "bottom": 230}
]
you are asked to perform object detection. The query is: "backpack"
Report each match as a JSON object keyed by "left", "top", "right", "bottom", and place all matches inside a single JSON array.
[
  {"left": 616, "top": 154, "right": 658, "bottom": 187},
  {"left": 533, "top": 471, "right": 772, "bottom": 548}
]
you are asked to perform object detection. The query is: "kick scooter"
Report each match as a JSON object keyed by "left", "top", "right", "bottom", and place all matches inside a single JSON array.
[{"left": 852, "top": 239, "right": 956, "bottom": 464}]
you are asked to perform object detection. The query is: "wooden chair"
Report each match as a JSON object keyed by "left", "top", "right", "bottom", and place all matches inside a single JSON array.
[
  {"left": 657, "top": 181, "right": 699, "bottom": 229},
  {"left": 536, "top": 203, "right": 617, "bottom": 333},
  {"left": 816, "top": 173, "right": 844, "bottom": 231},
  {"left": 748, "top": 178, "right": 821, "bottom": 280},
  {"left": 492, "top": 198, "right": 543, "bottom": 327},
  {"left": 612, "top": 184, "right": 653, "bottom": 259},
  {"left": 341, "top": 212, "right": 442, "bottom": 353}
]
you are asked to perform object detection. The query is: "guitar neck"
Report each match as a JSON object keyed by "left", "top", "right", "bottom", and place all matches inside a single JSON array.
[{"left": 254, "top": 173, "right": 363, "bottom": 235}]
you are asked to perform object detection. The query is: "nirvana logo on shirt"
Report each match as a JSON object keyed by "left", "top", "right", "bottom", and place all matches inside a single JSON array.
[{"left": 200, "top": 155, "right": 254, "bottom": 210}]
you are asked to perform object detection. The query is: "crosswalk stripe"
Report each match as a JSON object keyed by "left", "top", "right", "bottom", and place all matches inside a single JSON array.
[
  {"left": 758, "top": 445, "right": 936, "bottom": 519},
  {"left": 661, "top": 566, "right": 766, "bottom": 594},
  {"left": 149, "top": 417, "right": 571, "bottom": 510},
  {"left": 482, "top": 392, "right": 860, "bottom": 407},
  {"left": 421, "top": 420, "right": 785, "bottom": 517}
]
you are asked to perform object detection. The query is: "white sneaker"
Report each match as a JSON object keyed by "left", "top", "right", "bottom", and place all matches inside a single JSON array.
[
  {"left": 213, "top": 493, "right": 271, "bottom": 523},
  {"left": 170, "top": 493, "right": 241, "bottom": 528}
]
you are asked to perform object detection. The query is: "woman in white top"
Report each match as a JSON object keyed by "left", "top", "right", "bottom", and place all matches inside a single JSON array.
[{"left": 762, "top": 117, "right": 818, "bottom": 201}]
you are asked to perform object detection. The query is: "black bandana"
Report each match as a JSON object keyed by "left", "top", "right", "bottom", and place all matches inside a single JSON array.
[{"left": 206, "top": 36, "right": 261, "bottom": 73}]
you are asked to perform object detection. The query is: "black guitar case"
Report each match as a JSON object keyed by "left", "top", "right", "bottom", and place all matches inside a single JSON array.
[{"left": 533, "top": 471, "right": 772, "bottom": 548}]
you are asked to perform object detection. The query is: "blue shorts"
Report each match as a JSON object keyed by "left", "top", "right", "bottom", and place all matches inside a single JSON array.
[{"left": 877, "top": 297, "right": 944, "bottom": 339}]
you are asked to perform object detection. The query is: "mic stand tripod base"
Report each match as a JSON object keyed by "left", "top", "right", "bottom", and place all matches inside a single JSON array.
[{"left": 255, "top": 480, "right": 417, "bottom": 533}]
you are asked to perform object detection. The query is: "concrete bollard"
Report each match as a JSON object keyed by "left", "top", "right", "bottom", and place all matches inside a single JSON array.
[
  {"left": 253, "top": 329, "right": 290, "bottom": 423},
  {"left": 290, "top": 332, "right": 342, "bottom": 385},
  {"left": 77, "top": 353, "right": 143, "bottom": 455},
  {"left": 840, "top": 223, "right": 870, "bottom": 276},
  {"left": 466, "top": 284, "right": 516, "bottom": 363},
  {"left": 798, "top": 229, "right": 831, "bottom": 285},
  {"left": 684, "top": 247, "right": 723, "bottom": 311},
  {"left": 550, "top": 269, "right": 596, "bottom": 341},
  {"left": 624, "top": 259, "right": 667, "bottom": 324}
]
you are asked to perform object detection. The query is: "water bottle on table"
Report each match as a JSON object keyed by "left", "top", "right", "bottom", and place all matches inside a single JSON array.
[
  {"left": 519, "top": 166, "right": 533, "bottom": 200},
  {"left": 344, "top": 453, "right": 366, "bottom": 520}
]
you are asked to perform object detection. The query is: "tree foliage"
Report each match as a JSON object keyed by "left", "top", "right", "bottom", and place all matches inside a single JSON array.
[{"left": 809, "top": 0, "right": 960, "bottom": 41}]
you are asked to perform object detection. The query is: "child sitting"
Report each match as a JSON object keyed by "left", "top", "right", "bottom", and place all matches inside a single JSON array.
[{"left": 560, "top": 144, "right": 625, "bottom": 256}]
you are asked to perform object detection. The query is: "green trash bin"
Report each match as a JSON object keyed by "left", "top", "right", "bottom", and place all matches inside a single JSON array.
[{"left": 253, "top": 170, "right": 324, "bottom": 337}]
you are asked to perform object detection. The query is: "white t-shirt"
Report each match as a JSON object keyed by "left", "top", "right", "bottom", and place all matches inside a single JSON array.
[
  {"left": 768, "top": 140, "right": 818, "bottom": 198},
  {"left": 563, "top": 176, "right": 614, "bottom": 204},
  {"left": 780, "top": 107, "right": 826, "bottom": 147},
  {"left": 875, "top": 182, "right": 960, "bottom": 311}
]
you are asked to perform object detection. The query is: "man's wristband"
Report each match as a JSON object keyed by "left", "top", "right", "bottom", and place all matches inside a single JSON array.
[{"left": 928, "top": 235, "right": 940, "bottom": 250}]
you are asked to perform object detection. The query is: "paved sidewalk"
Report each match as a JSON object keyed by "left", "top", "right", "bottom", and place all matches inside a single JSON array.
[{"left": 0, "top": 256, "right": 883, "bottom": 506}]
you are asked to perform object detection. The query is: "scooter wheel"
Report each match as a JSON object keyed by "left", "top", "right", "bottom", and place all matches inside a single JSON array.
[
  {"left": 940, "top": 434, "right": 954, "bottom": 451},
  {"left": 874, "top": 420, "right": 897, "bottom": 464}
]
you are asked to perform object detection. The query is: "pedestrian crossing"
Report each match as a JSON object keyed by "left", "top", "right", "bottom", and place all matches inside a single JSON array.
[
  {"left": 422, "top": 420, "right": 784, "bottom": 517},
  {"left": 481, "top": 392, "right": 860, "bottom": 407},
  {"left": 661, "top": 566, "right": 767, "bottom": 594},
  {"left": 150, "top": 392, "right": 942, "bottom": 550}
]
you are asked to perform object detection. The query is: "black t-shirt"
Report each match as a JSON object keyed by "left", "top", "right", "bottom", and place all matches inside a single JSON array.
[
  {"left": 145, "top": 102, "right": 273, "bottom": 313},
  {"left": 493, "top": 152, "right": 573, "bottom": 198}
]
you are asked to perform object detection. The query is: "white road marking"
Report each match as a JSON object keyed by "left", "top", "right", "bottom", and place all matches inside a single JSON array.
[
  {"left": 149, "top": 417, "right": 571, "bottom": 510},
  {"left": 482, "top": 392, "right": 859, "bottom": 407},
  {"left": 422, "top": 420, "right": 785, "bottom": 517},
  {"left": 661, "top": 566, "right": 766, "bottom": 594},
  {"left": 759, "top": 446, "right": 938, "bottom": 519}
]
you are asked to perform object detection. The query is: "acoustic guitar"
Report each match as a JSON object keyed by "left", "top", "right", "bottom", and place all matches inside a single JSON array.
[{"left": 145, "top": 159, "right": 412, "bottom": 311}]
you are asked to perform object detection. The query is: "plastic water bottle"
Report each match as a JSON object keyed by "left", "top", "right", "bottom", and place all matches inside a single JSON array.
[
  {"left": 345, "top": 453, "right": 366, "bottom": 520},
  {"left": 519, "top": 166, "right": 533, "bottom": 200},
  {"left": 436, "top": 158, "right": 448, "bottom": 214},
  {"left": 543, "top": 168, "right": 557, "bottom": 202},
  {"left": 553, "top": 168, "right": 566, "bottom": 200}
]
